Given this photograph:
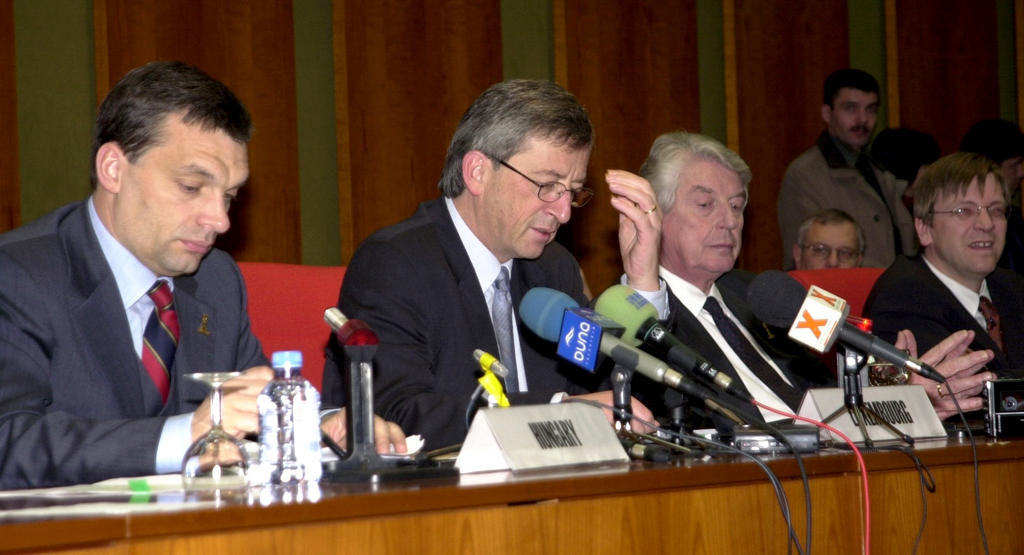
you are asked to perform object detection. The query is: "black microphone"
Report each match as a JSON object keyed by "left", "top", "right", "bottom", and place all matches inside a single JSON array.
[
  {"left": 593, "top": 285, "right": 753, "bottom": 403},
  {"left": 746, "top": 271, "right": 945, "bottom": 383}
]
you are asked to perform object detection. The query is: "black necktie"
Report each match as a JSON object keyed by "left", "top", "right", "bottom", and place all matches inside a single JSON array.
[{"left": 703, "top": 296, "right": 802, "bottom": 411}]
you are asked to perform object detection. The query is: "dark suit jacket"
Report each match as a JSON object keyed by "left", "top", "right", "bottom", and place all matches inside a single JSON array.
[
  {"left": 322, "top": 199, "right": 598, "bottom": 448},
  {"left": 865, "top": 255, "right": 1024, "bottom": 376},
  {"left": 652, "top": 271, "right": 833, "bottom": 431},
  {"left": 0, "top": 201, "right": 266, "bottom": 488}
]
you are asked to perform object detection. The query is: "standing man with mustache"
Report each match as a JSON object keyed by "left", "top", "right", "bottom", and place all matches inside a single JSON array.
[
  {"left": 323, "top": 80, "right": 662, "bottom": 449},
  {"left": 778, "top": 68, "right": 915, "bottom": 269}
]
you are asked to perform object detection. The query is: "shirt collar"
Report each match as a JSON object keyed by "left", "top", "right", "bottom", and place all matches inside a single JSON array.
[
  {"left": 921, "top": 254, "right": 990, "bottom": 314},
  {"left": 659, "top": 265, "right": 725, "bottom": 317},
  {"left": 88, "top": 195, "right": 168, "bottom": 310},
  {"left": 445, "top": 197, "right": 513, "bottom": 291}
]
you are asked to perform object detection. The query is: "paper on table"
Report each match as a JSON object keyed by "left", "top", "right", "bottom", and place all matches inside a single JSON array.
[{"left": 320, "top": 434, "right": 425, "bottom": 462}]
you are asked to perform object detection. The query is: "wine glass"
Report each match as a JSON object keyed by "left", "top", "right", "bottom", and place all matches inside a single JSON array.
[{"left": 181, "top": 371, "right": 249, "bottom": 490}]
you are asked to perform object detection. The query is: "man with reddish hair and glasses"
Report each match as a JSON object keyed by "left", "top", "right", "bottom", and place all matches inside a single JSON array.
[{"left": 867, "top": 152, "right": 1023, "bottom": 415}]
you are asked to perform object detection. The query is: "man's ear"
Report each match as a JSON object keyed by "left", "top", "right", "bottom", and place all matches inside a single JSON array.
[
  {"left": 95, "top": 142, "right": 126, "bottom": 194},
  {"left": 792, "top": 244, "right": 803, "bottom": 269},
  {"left": 914, "top": 217, "right": 933, "bottom": 248},
  {"left": 461, "top": 150, "right": 491, "bottom": 196},
  {"left": 820, "top": 104, "right": 832, "bottom": 126}
]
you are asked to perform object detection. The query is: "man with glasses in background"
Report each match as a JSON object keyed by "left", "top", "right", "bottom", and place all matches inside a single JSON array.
[
  {"left": 323, "top": 80, "right": 665, "bottom": 448},
  {"left": 792, "top": 209, "right": 865, "bottom": 270},
  {"left": 866, "top": 152, "right": 1024, "bottom": 379}
]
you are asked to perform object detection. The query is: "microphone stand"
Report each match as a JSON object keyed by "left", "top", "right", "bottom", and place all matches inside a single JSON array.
[
  {"left": 321, "top": 343, "right": 458, "bottom": 482},
  {"left": 326, "top": 342, "right": 387, "bottom": 471},
  {"left": 821, "top": 345, "right": 913, "bottom": 447},
  {"left": 610, "top": 363, "right": 633, "bottom": 431}
]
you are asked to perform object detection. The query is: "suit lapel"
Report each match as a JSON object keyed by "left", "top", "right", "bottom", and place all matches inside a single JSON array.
[
  {"left": 170, "top": 275, "right": 219, "bottom": 410},
  {"left": 426, "top": 200, "right": 502, "bottom": 364},
  {"left": 664, "top": 289, "right": 763, "bottom": 424},
  {"left": 665, "top": 289, "right": 750, "bottom": 397},
  {"left": 912, "top": 258, "right": 1006, "bottom": 364},
  {"left": 62, "top": 203, "right": 147, "bottom": 416}
]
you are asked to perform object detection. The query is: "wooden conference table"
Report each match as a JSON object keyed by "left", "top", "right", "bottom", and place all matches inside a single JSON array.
[{"left": 1, "top": 437, "right": 1021, "bottom": 554}]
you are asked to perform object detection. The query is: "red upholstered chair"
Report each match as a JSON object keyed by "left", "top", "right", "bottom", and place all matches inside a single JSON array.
[
  {"left": 787, "top": 267, "right": 885, "bottom": 318},
  {"left": 238, "top": 262, "right": 346, "bottom": 391},
  {"left": 787, "top": 267, "right": 886, "bottom": 376}
]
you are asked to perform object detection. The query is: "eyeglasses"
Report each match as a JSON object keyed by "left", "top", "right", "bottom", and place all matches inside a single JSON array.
[
  {"left": 930, "top": 204, "right": 1008, "bottom": 221},
  {"left": 493, "top": 158, "right": 595, "bottom": 208},
  {"left": 800, "top": 243, "right": 860, "bottom": 262}
]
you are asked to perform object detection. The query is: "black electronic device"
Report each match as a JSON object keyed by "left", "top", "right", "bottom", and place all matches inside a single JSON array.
[
  {"left": 732, "top": 423, "right": 820, "bottom": 454},
  {"left": 984, "top": 378, "right": 1024, "bottom": 437}
]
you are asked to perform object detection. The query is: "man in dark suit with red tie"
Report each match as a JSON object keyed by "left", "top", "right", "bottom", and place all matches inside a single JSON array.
[
  {"left": 866, "top": 153, "right": 1024, "bottom": 385},
  {"left": 0, "top": 61, "right": 396, "bottom": 489}
]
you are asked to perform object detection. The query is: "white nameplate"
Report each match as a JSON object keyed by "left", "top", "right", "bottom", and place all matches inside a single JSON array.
[
  {"left": 798, "top": 385, "right": 945, "bottom": 443},
  {"left": 455, "top": 403, "right": 629, "bottom": 474}
]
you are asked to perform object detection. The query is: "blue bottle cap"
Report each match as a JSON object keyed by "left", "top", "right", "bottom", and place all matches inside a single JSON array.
[{"left": 271, "top": 350, "right": 303, "bottom": 370}]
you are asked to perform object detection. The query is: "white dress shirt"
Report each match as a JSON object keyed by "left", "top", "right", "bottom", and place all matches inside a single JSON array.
[{"left": 660, "top": 266, "right": 792, "bottom": 422}]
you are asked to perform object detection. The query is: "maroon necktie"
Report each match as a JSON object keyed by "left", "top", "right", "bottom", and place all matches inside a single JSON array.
[
  {"left": 978, "top": 296, "right": 1005, "bottom": 354},
  {"left": 141, "top": 281, "right": 179, "bottom": 403}
]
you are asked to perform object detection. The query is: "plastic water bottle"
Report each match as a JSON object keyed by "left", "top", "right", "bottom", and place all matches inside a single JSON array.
[{"left": 255, "top": 351, "right": 322, "bottom": 485}]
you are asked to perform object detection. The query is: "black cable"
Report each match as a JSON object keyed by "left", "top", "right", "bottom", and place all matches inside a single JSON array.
[
  {"left": 565, "top": 398, "right": 804, "bottom": 555},
  {"left": 873, "top": 444, "right": 935, "bottom": 554},
  {"left": 697, "top": 390, "right": 813, "bottom": 555},
  {"left": 464, "top": 383, "right": 485, "bottom": 430},
  {"left": 749, "top": 418, "right": 813, "bottom": 555},
  {"left": 944, "top": 378, "right": 988, "bottom": 554}
]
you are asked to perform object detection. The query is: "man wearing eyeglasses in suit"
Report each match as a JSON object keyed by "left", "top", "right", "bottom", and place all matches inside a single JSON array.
[
  {"left": 867, "top": 153, "right": 1024, "bottom": 411},
  {"left": 792, "top": 208, "right": 866, "bottom": 270},
  {"left": 323, "top": 80, "right": 665, "bottom": 449}
]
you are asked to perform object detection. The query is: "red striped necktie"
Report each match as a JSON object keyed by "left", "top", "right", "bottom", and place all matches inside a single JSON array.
[
  {"left": 979, "top": 295, "right": 1005, "bottom": 354},
  {"left": 141, "top": 280, "right": 179, "bottom": 403}
]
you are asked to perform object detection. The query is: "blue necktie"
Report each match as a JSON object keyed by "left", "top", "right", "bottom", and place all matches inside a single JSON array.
[{"left": 490, "top": 267, "right": 519, "bottom": 393}]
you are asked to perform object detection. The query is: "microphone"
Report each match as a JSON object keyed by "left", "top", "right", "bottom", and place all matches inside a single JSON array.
[
  {"left": 746, "top": 271, "right": 944, "bottom": 383},
  {"left": 474, "top": 349, "right": 511, "bottom": 380},
  {"left": 472, "top": 349, "right": 510, "bottom": 407},
  {"left": 324, "top": 307, "right": 378, "bottom": 346},
  {"left": 593, "top": 285, "right": 752, "bottom": 403},
  {"left": 518, "top": 288, "right": 727, "bottom": 404}
]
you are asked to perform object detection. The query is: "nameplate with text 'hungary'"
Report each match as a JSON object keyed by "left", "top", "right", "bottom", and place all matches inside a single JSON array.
[{"left": 455, "top": 403, "right": 628, "bottom": 474}]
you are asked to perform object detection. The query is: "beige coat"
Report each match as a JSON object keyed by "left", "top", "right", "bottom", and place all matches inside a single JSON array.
[{"left": 778, "top": 133, "right": 916, "bottom": 268}]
